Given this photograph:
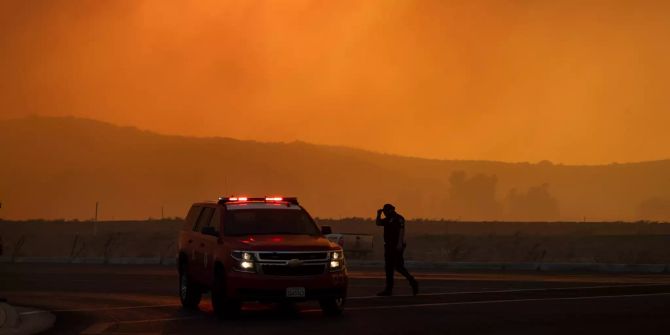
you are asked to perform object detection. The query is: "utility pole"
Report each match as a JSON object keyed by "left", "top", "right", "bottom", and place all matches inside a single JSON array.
[{"left": 94, "top": 201, "right": 99, "bottom": 236}]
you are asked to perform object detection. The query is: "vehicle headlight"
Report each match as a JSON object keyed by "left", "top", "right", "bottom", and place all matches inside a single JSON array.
[
  {"left": 329, "top": 251, "right": 344, "bottom": 271},
  {"left": 232, "top": 251, "right": 256, "bottom": 272}
]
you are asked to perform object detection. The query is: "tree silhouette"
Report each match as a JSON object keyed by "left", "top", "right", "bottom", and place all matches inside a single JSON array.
[
  {"left": 637, "top": 197, "right": 670, "bottom": 221},
  {"left": 505, "top": 183, "right": 559, "bottom": 220},
  {"left": 448, "top": 171, "right": 501, "bottom": 219}
]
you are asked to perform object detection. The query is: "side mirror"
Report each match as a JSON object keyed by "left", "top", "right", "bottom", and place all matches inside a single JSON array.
[
  {"left": 201, "top": 226, "right": 219, "bottom": 237},
  {"left": 321, "top": 226, "right": 332, "bottom": 235}
]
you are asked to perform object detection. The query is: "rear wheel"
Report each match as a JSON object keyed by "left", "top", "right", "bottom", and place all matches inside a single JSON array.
[
  {"left": 212, "top": 266, "right": 241, "bottom": 319},
  {"left": 319, "top": 296, "right": 345, "bottom": 316},
  {"left": 179, "top": 267, "right": 201, "bottom": 310}
]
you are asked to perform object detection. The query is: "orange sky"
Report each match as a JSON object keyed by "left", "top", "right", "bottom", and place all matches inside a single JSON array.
[{"left": 2, "top": 0, "right": 670, "bottom": 164}]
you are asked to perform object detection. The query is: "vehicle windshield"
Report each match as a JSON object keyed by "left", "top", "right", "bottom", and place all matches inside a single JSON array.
[{"left": 224, "top": 209, "right": 320, "bottom": 236}]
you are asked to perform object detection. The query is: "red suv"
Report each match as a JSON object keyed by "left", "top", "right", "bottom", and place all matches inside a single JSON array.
[{"left": 177, "top": 197, "right": 348, "bottom": 318}]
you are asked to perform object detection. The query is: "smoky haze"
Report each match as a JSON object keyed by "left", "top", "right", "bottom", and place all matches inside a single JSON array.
[
  {"left": 2, "top": 1, "right": 670, "bottom": 164},
  {"left": 1, "top": 116, "right": 670, "bottom": 221}
]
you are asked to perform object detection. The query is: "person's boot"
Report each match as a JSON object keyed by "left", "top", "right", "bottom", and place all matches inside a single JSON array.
[
  {"left": 376, "top": 289, "right": 392, "bottom": 296},
  {"left": 410, "top": 279, "right": 419, "bottom": 296}
]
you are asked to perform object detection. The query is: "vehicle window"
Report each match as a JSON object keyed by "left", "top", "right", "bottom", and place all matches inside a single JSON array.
[
  {"left": 207, "top": 208, "right": 221, "bottom": 234},
  {"left": 194, "top": 207, "right": 214, "bottom": 233},
  {"left": 186, "top": 206, "right": 202, "bottom": 231},
  {"left": 224, "top": 209, "right": 320, "bottom": 236}
]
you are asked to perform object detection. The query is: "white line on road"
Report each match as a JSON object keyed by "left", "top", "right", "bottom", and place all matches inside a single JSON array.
[
  {"left": 348, "top": 283, "right": 668, "bottom": 300},
  {"left": 54, "top": 283, "right": 667, "bottom": 313},
  {"left": 116, "top": 316, "right": 202, "bottom": 324},
  {"left": 19, "top": 310, "right": 50, "bottom": 316},
  {"left": 343, "top": 292, "right": 670, "bottom": 311},
  {"left": 80, "top": 322, "right": 115, "bottom": 335},
  {"left": 75, "top": 290, "right": 670, "bottom": 333}
]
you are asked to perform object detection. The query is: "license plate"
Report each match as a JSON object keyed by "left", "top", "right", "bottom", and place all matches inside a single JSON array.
[{"left": 286, "top": 287, "right": 306, "bottom": 298}]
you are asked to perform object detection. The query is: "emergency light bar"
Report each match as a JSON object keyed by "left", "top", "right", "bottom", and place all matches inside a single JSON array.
[{"left": 218, "top": 196, "right": 299, "bottom": 205}]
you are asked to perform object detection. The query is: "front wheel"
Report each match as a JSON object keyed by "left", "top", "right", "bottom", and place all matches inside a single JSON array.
[
  {"left": 179, "top": 270, "right": 201, "bottom": 310},
  {"left": 319, "top": 296, "right": 345, "bottom": 316}
]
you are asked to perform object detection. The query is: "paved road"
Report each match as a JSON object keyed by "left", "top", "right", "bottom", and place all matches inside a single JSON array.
[{"left": 2, "top": 264, "right": 670, "bottom": 334}]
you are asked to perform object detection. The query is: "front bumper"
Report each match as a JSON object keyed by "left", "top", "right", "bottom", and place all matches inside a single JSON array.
[{"left": 226, "top": 270, "right": 348, "bottom": 302}]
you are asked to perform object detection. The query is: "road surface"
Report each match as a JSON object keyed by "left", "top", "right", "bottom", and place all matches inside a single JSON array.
[{"left": 2, "top": 263, "right": 670, "bottom": 334}]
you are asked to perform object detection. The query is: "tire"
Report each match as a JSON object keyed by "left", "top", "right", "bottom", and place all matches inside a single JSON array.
[
  {"left": 319, "top": 296, "right": 345, "bottom": 316},
  {"left": 179, "top": 266, "right": 202, "bottom": 310},
  {"left": 211, "top": 266, "right": 241, "bottom": 319}
]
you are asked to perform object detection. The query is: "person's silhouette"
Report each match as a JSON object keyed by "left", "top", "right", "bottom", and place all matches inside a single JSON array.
[{"left": 375, "top": 204, "right": 418, "bottom": 296}]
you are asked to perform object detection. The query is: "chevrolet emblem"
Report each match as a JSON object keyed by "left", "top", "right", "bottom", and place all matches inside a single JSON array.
[{"left": 287, "top": 259, "right": 303, "bottom": 267}]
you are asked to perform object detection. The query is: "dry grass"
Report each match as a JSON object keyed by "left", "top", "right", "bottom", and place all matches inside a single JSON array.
[{"left": 2, "top": 219, "right": 670, "bottom": 263}]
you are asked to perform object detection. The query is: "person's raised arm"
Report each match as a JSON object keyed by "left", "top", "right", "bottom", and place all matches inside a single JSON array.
[{"left": 375, "top": 209, "right": 384, "bottom": 226}]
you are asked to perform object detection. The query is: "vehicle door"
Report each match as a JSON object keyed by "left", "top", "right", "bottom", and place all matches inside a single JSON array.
[
  {"left": 200, "top": 206, "right": 223, "bottom": 286},
  {"left": 180, "top": 206, "right": 202, "bottom": 270},
  {"left": 192, "top": 206, "right": 215, "bottom": 283}
]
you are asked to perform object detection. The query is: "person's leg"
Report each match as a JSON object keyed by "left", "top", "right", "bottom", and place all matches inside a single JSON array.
[
  {"left": 385, "top": 247, "right": 396, "bottom": 290},
  {"left": 394, "top": 246, "right": 419, "bottom": 295},
  {"left": 394, "top": 247, "right": 414, "bottom": 281},
  {"left": 378, "top": 246, "right": 395, "bottom": 295}
]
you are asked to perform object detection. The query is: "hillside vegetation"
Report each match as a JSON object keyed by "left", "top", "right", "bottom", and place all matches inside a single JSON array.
[{"left": 1, "top": 116, "right": 670, "bottom": 221}]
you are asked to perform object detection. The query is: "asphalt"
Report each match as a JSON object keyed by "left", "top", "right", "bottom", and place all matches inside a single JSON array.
[{"left": 2, "top": 263, "right": 670, "bottom": 334}]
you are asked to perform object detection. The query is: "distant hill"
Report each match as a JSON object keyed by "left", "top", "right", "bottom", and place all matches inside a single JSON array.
[{"left": 1, "top": 116, "right": 669, "bottom": 221}]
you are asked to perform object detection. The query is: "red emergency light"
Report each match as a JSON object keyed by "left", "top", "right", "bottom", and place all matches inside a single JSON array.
[{"left": 218, "top": 196, "right": 299, "bottom": 205}]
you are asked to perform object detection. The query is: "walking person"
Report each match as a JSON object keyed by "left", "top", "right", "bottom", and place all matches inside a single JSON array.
[{"left": 375, "top": 204, "right": 419, "bottom": 296}]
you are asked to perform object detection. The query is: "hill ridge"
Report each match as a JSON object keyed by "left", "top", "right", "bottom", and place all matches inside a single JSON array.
[{"left": 1, "top": 116, "right": 669, "bottom": 221}]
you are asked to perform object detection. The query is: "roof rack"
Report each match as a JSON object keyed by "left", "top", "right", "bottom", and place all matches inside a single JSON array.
[{"left": 217, "top": 196, "right": 299, "bottom": 205}]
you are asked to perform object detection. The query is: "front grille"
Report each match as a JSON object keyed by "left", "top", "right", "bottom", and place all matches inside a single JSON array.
[
  {"left": 262, "top": 264, "right": 325, "bottom": 276},
  {"left": 257, "top": 252, "right": 328, "bottom": 261}
]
